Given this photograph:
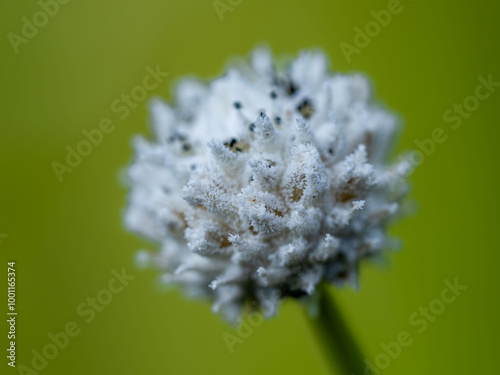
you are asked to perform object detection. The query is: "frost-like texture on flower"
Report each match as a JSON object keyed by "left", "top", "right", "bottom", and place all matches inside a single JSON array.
[{"left": 125, "top": 48, "right": 407, "bottom": 323}]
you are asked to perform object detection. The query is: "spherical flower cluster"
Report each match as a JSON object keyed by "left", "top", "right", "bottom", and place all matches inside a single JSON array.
[{"left": 124, "top": 48, "right": 406, "bottom": 322}]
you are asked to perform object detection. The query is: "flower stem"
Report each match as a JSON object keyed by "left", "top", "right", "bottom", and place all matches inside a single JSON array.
[{"left": 306, "top": 284, "right": 366, "bottom": 375}]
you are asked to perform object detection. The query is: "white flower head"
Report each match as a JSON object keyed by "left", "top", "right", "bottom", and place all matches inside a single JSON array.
[{"left": 125, "top": 48, "right": 407, "bottom": 323}]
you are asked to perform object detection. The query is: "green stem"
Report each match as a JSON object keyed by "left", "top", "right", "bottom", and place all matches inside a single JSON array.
[{"left": 306, "top": 284, "right": 366, "bottom": 375}]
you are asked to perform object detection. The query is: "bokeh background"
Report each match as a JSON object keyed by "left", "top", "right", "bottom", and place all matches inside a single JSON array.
[{"left": 1, "top": 0, "right": 499, "bottom": 374}]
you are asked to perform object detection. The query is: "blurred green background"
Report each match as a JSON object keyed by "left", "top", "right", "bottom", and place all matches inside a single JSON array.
[{"left": 1, "top": 0, "right": 499, "bottom": 374}]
